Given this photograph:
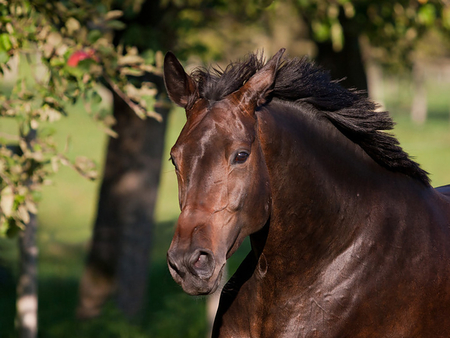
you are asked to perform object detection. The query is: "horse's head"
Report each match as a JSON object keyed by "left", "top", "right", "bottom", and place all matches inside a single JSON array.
[{"left": 163, "top": 50, "right": 284, "bottom": 295}]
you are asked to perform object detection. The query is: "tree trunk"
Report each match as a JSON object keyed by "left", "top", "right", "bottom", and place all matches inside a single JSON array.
[
  {"left": 16, "top": 129, "right": 39, "bottom": 338},
  {"left": 366, "top": 59, "right": 385, "bottom": 109},
  {"left": 314, "top": 26, "right": 368, "bottom": 92},
  {"left": 77, "top": 0, "right": 176, "bottom": 319},
  {"left": 17, "top": 213, "right": 38, "bottom": 338},
  {"left": 77, "top": 80, "right": 170, "bottom": 319},
  {"left": 301, "top": 10, "right": 368, "bottom": 93},
  {"left": 411, "top": 61, "right": 427, "bottom": 125}
]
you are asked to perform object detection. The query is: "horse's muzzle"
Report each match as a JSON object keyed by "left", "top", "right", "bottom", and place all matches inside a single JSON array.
[{"left": 167, "top": 247, "right": 220, "bottom": 295}]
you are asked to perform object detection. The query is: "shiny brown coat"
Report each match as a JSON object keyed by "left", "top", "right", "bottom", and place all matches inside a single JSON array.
[{"left": 164, "top": 49, "right": 450, "bottom": 337}]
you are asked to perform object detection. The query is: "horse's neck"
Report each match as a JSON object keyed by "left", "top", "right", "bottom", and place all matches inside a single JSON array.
[{"left": 254, "top": 101, "right": 394, "bottom": 278}]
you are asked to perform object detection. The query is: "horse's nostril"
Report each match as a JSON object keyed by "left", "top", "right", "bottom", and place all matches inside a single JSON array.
[
  {"left": 168, "top": 248, "right": 215, "bottom": 281},
  {"left": 167, "top": 251, "right": 185, "bottom": 278},
  {"left": 194, "top": 253, "right": 208, "bottom": 268},
  {"left": 190, "top": 249, "right": 215, "bottom": 279}
]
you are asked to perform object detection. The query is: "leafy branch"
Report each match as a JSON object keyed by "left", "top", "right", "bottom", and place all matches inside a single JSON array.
[{"left": 0, "top": 0, "right": 164, "bottom": 237}]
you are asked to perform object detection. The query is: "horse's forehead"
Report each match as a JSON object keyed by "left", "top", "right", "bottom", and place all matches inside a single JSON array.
[{"left": 179, "top": 98, "right": 255, "bottom": 147}]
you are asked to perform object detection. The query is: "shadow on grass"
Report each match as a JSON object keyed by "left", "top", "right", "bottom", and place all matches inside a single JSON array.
[
  {"left": 1, "top": 219, "right": 210, "bottom": 338},
  {"left": 37, "top": 269, "right": 207, "bottom": 338},
  {"left": 427, "top": 108, "right": 450, "bottom": 122},
  {"left": 0, "top": 215, "right": 254, "bottom": 338},
  {"left": 35, "top": 219, "right": 210, "bottom": 338},
  {"left": 0, "top": 264, "right": 16, "bottom": 338}
]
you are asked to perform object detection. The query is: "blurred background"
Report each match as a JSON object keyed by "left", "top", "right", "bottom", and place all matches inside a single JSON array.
[{"left": 1, "top": 0, "right": 450, "bottom": 337}]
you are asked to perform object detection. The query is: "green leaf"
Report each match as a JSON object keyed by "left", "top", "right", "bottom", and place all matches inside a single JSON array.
[
  {"left": 0, "top": 186, "right": 14, "bottom": 218},
  {"left": 87, "top": 29, "right": 102, "bottom": 43},
  {"left": 141, "top": 49, "right": 155, "bottom": 64},
  {"left": 49, "top": 57, "right": 65, "bottom": 67},
  {"left": 77, "top": 58, "right": 98, "bottom": 72},
  {"left": 104, "top": 10, "right": 123, "bottom": 21},
  {"left": 106, "top": 20, "right": 126, "bottom": 30},
  {"left": 417, "top": 4, "right": 436, "bottom": 26},
  {"left": 46, "top": 31, "right": 63, "bottom": 48},
  {"left": 118, "top": 55, "right": 145, "bottom": 66},
  {"left": 0, "top": 33, "right": 12, "bottom": 51},
  {"left": 120, "top": 67, "right": 145, "bottom": 76},
  {"left": 65, "top": 17, "right": 81, "bottom": 35},
  {"left": 331, "top": 21, "right": 343, "bottom": 52},
  {"left": 311, "top": 20, "right": 331, "bottom": 42},
  {"left": 64, "top": 64, "right": 84, "bottom": 78},
  {"left": 91, "top": 90, "right": 102, "bottom": 105},
  {"left": 0, "top": 218, "right": 8, "bottom": 237},
  {"left": 6, "top": 219, "right": 22, "bottom": 238},
  {"left": 0, "top": 50, "right": 10, "bottom": 65}
]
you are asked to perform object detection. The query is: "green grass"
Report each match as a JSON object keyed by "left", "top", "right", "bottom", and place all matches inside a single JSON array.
[
  {"left": 1, "top": 77, "right": 450, "bottom": 338},
  {"left": 392, "top": 115, "right": 450, "bottom": 187},
  {"left": 384, "top": 74, "right": 450, "bottom": 187}
]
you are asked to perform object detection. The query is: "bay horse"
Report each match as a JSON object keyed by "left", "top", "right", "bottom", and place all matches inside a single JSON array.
[{"left": 163, "top": 49, "right": 450, "bottom": 337}]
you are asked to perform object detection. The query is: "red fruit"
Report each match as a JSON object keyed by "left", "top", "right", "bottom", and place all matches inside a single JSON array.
[{"left": 67, "top": 49, "right": 98, "bottom": 67}]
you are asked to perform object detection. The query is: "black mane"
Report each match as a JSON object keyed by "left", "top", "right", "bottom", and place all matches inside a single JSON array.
[{"left": 191, "top": 53, "right": 430, "bottom": 186}]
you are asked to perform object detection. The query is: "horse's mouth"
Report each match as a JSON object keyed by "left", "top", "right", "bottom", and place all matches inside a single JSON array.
[
  {"left": 226, "top": 231, "right": 244, "bottom": 260},
  {"left": 177, "top": 261, "right": 226, "bottom": 296}
]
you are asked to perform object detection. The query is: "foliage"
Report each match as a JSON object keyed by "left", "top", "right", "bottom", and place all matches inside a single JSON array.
[
  {"left": 147, "top": 0, "right": 277, "bottom": 60},
  {"left": 294, "top": 0, "right": 450, "bottom": 69},
  {"left": 119, "top": 0, "right": 450, "bottom": 68},
  {"left": 0, "top": 0, "right": 162, "bottom": 237}
]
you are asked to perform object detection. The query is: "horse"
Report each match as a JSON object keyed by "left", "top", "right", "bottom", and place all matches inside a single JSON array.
[{"left": 163, "top": 48, "right": 450, "bottom": 337}]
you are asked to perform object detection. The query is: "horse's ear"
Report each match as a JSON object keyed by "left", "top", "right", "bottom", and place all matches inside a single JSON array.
[
  {"left": 164, "top": 52, "right": 198, "bottom": 109},
  {"left": 239, "top": 48, "right": 285, "bottom": 109}
]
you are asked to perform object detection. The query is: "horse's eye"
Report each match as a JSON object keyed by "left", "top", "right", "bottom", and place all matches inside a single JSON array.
[
  {"left": 169, "top": 156, "right": 178, "bottom": 170},
  {"left": 234, "top": 151, "right": 249, "bottom": 164}
]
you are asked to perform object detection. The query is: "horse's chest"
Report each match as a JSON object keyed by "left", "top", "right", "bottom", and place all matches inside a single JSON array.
[
  {"left": 215, "top": 278, "right": 345, "bottom": 337},
  {"left": 216, "top": 296, "right": 342, "bottom": 338},
  {"left": 216, "top": 272, "right": 450, "bottom": 338}
]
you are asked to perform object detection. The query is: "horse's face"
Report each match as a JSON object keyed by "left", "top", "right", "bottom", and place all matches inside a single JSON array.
[
  {"left": 167, "top": 98, "right": 271, "bottom": 294},
  {"left": 163, "top": 49, "right": 284, "bottom": 295}
]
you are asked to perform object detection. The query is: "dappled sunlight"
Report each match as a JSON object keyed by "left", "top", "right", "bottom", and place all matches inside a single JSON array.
[{"left": 2, "top": 1, "right": 450, "bottom": 337}]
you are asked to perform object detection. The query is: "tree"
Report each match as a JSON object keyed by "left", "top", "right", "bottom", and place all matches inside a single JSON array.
[
  {"left": 77, "top": 78, "right": 170, "bottom": 319},
  {"left": 0, "top": 1, "right": 161, "bottom": 336},
  {"left": 76, "top": 0, "right": 179, "bottom": 320},
  {"left": 293, "top": 0, "right": 450, "bottom": 91}
]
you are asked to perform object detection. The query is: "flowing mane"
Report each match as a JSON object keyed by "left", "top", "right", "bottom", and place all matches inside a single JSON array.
[
  {"left": 191, "top": 53, "right": 430, "bottom": 186},
  {"left": 165, "top": 50, "right": 450, "bottom": 337}
]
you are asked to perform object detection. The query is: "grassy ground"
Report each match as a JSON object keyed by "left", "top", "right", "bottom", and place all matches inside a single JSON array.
[
  {"left": 1, "top": 76, "right": 450, "bottom": 337},
  {"left": 384, "top": 75, "right": 450, "bottom": 187}
]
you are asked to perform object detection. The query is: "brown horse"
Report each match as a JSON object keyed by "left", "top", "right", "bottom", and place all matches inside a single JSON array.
[{"left": 164, "top": 49, "right": 450, "bottom": 337}]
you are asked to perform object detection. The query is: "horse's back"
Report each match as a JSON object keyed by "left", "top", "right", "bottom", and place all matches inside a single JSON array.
[{"left": 436, "top": 184, "right": 450, "bottom": 199}]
